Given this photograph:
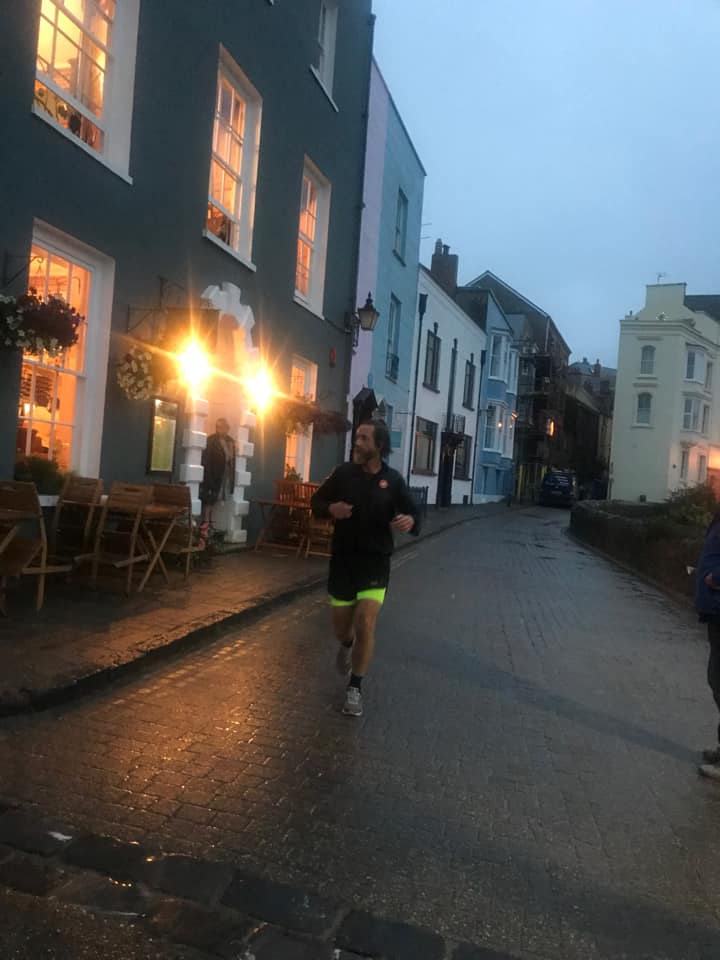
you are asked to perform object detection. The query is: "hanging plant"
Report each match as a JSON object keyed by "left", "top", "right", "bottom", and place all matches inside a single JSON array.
[
  {"left": 116, "top": 342, "right": 180, "bottom": 401},
  {"left": 276, "top": 396, "right": 351, "bottom": 436},
  {"left": 0, "top": 290, "right": 82, "bottom": 357}
]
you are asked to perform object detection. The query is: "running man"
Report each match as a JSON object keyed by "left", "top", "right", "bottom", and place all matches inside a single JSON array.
[{"left": 311, "top": 421, "right": 420, "bottom": 717}]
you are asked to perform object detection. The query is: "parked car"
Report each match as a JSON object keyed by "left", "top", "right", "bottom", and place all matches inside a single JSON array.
[{"left": 538, "top": 470, "right": 577, "bottom": 507}]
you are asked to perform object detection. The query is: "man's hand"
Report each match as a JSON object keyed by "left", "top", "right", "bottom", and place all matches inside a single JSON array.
[
  {"left": 391, "top": 513, "right": 414, "bottom": 534},
  {"left": 705, "top": 573, "right": 720, "bottom": 591},
  {"left": 329, "top": 501, "right": 353, "bottom": 520}
]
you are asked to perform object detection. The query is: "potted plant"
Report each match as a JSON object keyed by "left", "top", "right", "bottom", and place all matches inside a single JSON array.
[{"left": 0, "top": 290, "right": 81, "bottom": 356}]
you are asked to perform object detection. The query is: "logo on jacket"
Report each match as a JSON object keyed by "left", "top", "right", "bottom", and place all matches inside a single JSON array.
[{"left": 379, "top": 479, "right": 388, "bottom": 489}]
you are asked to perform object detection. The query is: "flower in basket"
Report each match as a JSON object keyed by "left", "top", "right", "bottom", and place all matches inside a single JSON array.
[
  {"left": 277, "top": 395, "right": 351, "bottom": 436},
  {"left": 0, "top": 290, "right": 81, "bottom": 357},
  {"left": 116, "top": 345, "right": 156, "bottom": 400}
]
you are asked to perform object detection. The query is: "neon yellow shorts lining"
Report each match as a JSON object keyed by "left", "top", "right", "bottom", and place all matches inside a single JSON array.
[{"left": 329, "top": 588, "right": 386, "bottom": 607}]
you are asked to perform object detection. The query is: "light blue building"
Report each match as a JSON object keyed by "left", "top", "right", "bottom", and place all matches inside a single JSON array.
[
  {"left": 456, "top": 286, "right": 519, "bottom": 501},
  {"left": 350, "top": 60, "right": 426, "bottom": 471}
]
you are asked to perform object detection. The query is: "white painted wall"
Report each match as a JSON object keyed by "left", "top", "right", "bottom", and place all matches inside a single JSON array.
[
  {"left": 611, "top": 283, "right": 720, "bottom": 501},
  {"left": 410, "top": 268, "right": 486, "bottom": 504}
]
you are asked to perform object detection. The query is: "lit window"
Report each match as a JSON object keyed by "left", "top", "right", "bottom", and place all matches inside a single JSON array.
[
  {"left": 295, "top": 160, "right": 331, "bottom": 314},
  {"left": 205, "top": 55, "right": 262, "bottom": 261},
  {"left": 394, "top": 189, "right": 408, "bottom": 260},
  {"left": 636, "top": 393, "right": 652, "bottom": 425},
  {"left": 33, "top": 0, "right": 139, "bottom": 174},
  {"left": 284, "top": 356, "right": 317, "bottom": 482},
  {"left": 316, "top": 0, "right": 338, "bottom": 93},
  {"left": 17, "top": 228, "right": 113, "bottom": 477}
]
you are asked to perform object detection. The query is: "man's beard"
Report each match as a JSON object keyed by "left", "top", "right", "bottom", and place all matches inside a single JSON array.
[{"left": 353, "top": 447, "right": 372, "bottom": 463}]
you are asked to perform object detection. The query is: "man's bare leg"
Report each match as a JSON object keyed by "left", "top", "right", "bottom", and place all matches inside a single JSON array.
[
  {"left": 351, "top": 599, "right": 381, "bottom": 678},
  {"left": 332, "top": 604, "right": 355, "bottom": 675}
]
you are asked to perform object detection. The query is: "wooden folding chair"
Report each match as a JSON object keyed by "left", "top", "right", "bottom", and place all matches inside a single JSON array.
[
  {"left": 0, "top": 481, "right": 72, "bottom": 614},
  {"left": 149, "top": 483, "right": 202, "bottom": 580},
  {"left": 86, "top": 482, "right": 152, "bottom": 595},
  {"left": 50, "top": 475, "right": 103, "bottom": 561}
]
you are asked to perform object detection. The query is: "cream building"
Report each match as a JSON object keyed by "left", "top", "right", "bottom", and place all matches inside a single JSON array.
[{"left": 610, "top": 283, "right": 720, "bottom": 502}]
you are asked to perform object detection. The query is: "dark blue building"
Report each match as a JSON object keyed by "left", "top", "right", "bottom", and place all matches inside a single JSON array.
[{"left": 0, "top": 0, "right": 373, "bottom": 541}]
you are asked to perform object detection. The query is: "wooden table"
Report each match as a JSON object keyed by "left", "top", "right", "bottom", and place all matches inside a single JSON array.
[
  {"left": 99, "top": 501, "right": 185, "bottom": 593},
  {"left": 137, "top": 503, "right": 186, "bottom": 592},
  {"left": 253, "top": 498, "right": 313, "bottom": 556}
]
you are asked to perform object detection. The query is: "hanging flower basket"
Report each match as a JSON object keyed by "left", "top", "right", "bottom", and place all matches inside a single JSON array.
[
  {"left": 0, "top": 290, "right": 81, "bottom": 357},
  {"left": 276, "top": 397, "right": 351, "bottom": 436},
  {"left": 116, "top": 343, "right": 180, "bottom": 401}
]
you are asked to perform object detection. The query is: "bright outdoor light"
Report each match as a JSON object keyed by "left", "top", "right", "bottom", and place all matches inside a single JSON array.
[
  {"left": 247, "top": 368, "right": 274, "bottom": 413},
  {"left": 178, "top": 341, "right": 210, "bottom": 391}
]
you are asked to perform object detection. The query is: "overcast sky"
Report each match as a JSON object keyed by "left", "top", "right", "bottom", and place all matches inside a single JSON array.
[{"left": 371, "top": 0, "right": 720, "bottom": 367}]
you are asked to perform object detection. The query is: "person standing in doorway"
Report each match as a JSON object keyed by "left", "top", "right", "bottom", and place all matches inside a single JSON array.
[
  {"left": 696, "top": 513, "right": 720, "bottom": 778},
  {"left": 311, "top": 421, "right": 420, "bottom": 717},
  {"left": 200, "top": 418, "right": 236, "bottom": 527}
]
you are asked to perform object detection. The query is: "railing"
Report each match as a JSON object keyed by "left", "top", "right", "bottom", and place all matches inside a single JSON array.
[
  {"left": 408, "top": 485, "right": 429, "bottom": 517},
  {"left": 443, "top": 413, "right": 466, "bottom": 435}
]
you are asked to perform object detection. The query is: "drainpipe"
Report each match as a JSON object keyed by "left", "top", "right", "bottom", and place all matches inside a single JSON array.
[
  {"left": 407, "top": 291, "right": 428, "bottom": 484},
  {"left": 447, "top": 338, "right": 458, "bottom": 425},
  {"left": 469, "top": 348, "right": 487, "bottom": 506},
  {"left": 344, "top": 14, "right": 376, "bottom": 461}
]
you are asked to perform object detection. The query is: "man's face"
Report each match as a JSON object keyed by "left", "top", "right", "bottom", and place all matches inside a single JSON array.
[
  {"left": 216, "top": 419, "right": 229, "bottom": 435},
  {"left": 353, "top": 425, "right": 379, "bottom": 464}
]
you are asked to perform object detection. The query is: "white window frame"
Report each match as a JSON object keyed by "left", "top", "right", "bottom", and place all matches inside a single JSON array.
[
  {"left": 706, "top": 361, "right": 714, "bottom": 391},
  {"left": 315, "top": 0, "right": 338, "bottom": 95},
  {"left": 484, "top": 404, "right": 505, "bottom": 452},
  {"left": 702, "top": 404, "right": 711, "bottom": 436},
  {"left": 294, "top": 158, "right": 331, "bottom": 318},
  {"left": 203, "top": 50, "right": 262, "bottom": 267},
  {"left": 686, "top": 348, "right": 706, "bottom": 384},
  {"left": 27, "top": 220, "right": 114, "bottom": 477},
  {"left": 32, "top": 0, "right": 140, "bottom": 181},
  {"left": 640, "top": 345, "right": 655, "bottom": 376},
  {"left": 680, "top": 449, "right": 689, "bottom": 481},
  {"left": 699, "top": 454, "right": 708, "bottom": 484},
  {"left": 636, "top": 392, "right": 652, "bottom": 426},
  {"left": 394, "top": 189, "right": 408, "bottom": 260},
  {"left": 489, "top": 334, "right": 503, "bottom": 379},
  {"left": 683, "top": 396, "right": 701, "bottom": 432},
  {"left": 284, "top": 356, "right": 318, "bottom": 483}
]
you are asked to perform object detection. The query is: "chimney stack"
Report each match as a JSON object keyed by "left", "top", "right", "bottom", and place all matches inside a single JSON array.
[{"left": 430, "top": 238, "right": 459, "bottom": 297}]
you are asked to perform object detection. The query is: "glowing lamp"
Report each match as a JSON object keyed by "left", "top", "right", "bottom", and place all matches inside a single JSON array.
[
  {"left": 178, "top": 340, "right": 210, "bottom": 391},
  {"left": 248, "top": 368, "right": 274, "bottom": 414}
]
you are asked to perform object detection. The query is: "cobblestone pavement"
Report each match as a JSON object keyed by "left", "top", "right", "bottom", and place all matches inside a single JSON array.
[{"left": 1, "top": 508, "right": 720, "bottom": 959}]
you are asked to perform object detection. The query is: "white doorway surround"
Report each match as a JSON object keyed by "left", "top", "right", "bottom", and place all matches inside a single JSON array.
[{"left": 179, "top": 282, "right": 258, "bottom": 543}]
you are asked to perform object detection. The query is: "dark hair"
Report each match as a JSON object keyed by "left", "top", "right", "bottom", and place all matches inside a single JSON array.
[{"left": 359, "top": 420, "right": 391, "bottom": 459}]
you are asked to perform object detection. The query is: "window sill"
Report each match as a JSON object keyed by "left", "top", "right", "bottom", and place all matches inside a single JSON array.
[
  {"left": 309, "top": 66, "right": 340, "bottom": 113},
  {"left": 202, "top": 231, "right": 257, "bottom": 271},
  {"left": 412, "top": 469, "right": 436, "bottom": 477},
  {"left": 386, "top": 375, "right": 398, "bottom": 384},
  {"left": 393, "top": 249, "right": 406, "bottom": 266},
  {"left": 462, "top": 403, "right": 475, "bottom": 412},
  {"left": 637, "top": 374, "right": 656, "bottom": 380},
  {"left": 632, "top": 423, "right": 653, "bottom": 429},
  {"left": 293, "top": 294, "right": 325, "bottom": 322},
  {"left": 423, "top": 382, "right": 440, "bottom": 393},
  {"left": 32, "top": 105, "right": 133, "bottom": 184},
  {"left": 482, "top": 447, "right": 503, "bottom": 453}
]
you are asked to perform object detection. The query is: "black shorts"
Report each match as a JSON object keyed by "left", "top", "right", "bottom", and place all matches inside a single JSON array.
[{"left": 328, "top": 553, "right": 391, "bottom": 603}]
